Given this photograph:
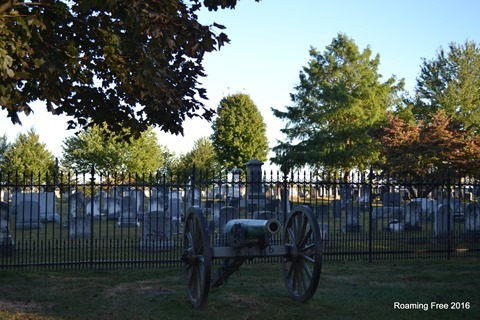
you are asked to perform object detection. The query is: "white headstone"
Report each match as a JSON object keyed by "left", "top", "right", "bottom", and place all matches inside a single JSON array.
[
  {"left": 404, "top": 201, "right": 422, "bottom": 230},
  {"left": 434, "top": 204, "right": 453, "bottom": 238},
  {"left": 15, "top": 200, "right": 42, "bottom": 229},
  {"left": 117, "top": 196, "right": 140, "bottom": 227},
  {"left": 169, "top": 190, "right": 182, "bottom": 234},
  {"left": 186, "top": 187, "right": 202, "bottom": 207},
  {"left": 14, "top": 192, "right": 60, "bottom": 223},
  {"left": 464, "top": 203, "right": 480, "bottom": 232},
  {"left": 85, "top": 196, "right": 102, "bottom": 219},
  {"left": 68, "top": 192, "right": 90, "bottom": 238},
  {"left": 140, "top": 210, "right": 173, "bottom": 251}
]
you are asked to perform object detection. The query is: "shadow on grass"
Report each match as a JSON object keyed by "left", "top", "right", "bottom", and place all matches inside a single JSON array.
[{"left": 0, "top": 259, "right": 479, "bottom": 320}]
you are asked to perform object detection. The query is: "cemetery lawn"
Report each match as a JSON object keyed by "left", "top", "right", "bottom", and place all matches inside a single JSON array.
[{"left": 0, "top": 259, "right": 478, "bottom": 320}]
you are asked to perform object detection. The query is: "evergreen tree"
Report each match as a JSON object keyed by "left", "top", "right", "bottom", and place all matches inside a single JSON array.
[
  {"left": 0, "top": 133, "right": 10, "bottom": 165},
  {"left": 271, "top": 33, "right": 404, "bottom": 176},
  {"left": 0, "top": 129, "right": 55, "bottom": 183},
  {"left": 211, "top": 93, "right": 269, "bottom": 170}
]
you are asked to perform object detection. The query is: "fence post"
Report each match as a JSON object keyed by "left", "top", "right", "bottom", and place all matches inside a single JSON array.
[
  {"left": 89, "top": 164, "right": 95, "bottom": 268},
  {"left": 368, "top": 167, "right": 374, "bottom": 263},
  {"left": 190, "top": 164, "right": 196, "bottom": 207}
]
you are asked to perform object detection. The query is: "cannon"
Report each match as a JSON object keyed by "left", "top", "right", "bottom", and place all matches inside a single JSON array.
[{"left": 181, "top": 205, "right": 323, "bottom": 308}]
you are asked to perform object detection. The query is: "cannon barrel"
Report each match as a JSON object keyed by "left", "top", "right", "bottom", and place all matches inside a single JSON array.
[{"left": 224, "top": 218, "right": 281, "bottom": 237}]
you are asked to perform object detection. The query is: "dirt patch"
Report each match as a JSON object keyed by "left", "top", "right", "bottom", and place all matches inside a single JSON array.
[
  {"left": 0, "top": 299, "right": 45, "bottom": 314},
  {"left": 103, "top": 280, "right": 174, "bottom": 298}
]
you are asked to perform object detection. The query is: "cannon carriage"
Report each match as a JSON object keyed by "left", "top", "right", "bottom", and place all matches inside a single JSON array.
[{"left": 181, "top": 205, "right": 323, "bottom": 308}]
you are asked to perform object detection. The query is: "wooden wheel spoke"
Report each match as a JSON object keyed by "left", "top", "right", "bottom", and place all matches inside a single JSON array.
[
  {"left": 299, "top": 227, "right": 313, "bottom": 248},
  {"left": 282, "top": 206, "right": 322, "bottom": 303},
  {"left": 183, "top": 207, "right": 211, "bottom": 308}
]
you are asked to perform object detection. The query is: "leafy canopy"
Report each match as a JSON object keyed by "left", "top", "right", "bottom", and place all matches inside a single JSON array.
[
  {"left": 414, "top": 40, "right": 480, "bottom": 133},
  {"left": 61, "top": 123, "right": 164, "bottom": 176},
  {"left": 0, "top": 0, "right": 257, "bottom": 137},
  {"left": 173, "top": 136, "right": 219, "bottom": 178},
  {"left": 211, "top": 93, "right": 269, "bottom": 170},
  {"left": 272, "top": 33, "right": 403, "bottom": 174},
  {"left": 376, "top": 110, "right": 480, "bottom": 180}
]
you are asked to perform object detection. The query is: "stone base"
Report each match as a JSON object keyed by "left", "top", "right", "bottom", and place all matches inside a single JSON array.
[
  {"left": 117, "top": 217, "right": 140, "bottom": 228},
  {"left": 15, "top": 222, "right": 42, "bottom": 230},
  {"left": 41, "top": 213, "right": 61, "bottom": 223}
]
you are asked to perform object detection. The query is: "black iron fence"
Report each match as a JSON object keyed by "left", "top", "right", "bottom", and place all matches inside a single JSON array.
[{"left": 1, "top": 161, "right": 479, "bottom": 270}]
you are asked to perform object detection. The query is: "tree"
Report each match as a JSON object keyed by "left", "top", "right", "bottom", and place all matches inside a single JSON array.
[
  {"left": 271, "top": 34, "right": 404, "bottom": 176},
  {"left": 413, "top": 40, "right": 480, "bottom": 133},
  {"left": 0, "top": 129, "right": 55, "bottom": 183},
  {"left": 211, "top": 93, "right": 269, "bottom": 170},
  {"left": 173, "top": 137, "right": 219, "bottom": 179},
  {"left": 0, "top": 133, "right": 10, "bottom": 165},
  {"left": 61, "top": 123, "right": 164, "bottom": 177},
  {"left": 0, "top": 0, "right": 258, "bottom": 138},
  {"left": 375, "top": 110, "right": 480, "bottom": 194}
]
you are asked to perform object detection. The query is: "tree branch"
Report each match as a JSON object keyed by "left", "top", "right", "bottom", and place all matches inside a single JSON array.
[{"left": 0, "top": 1, "right": 48, "bottom": 14}]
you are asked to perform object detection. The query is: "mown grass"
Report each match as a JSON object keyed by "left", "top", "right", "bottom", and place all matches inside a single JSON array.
[{"left": 0, "top": 258, "right": 478, "bottom": 320}]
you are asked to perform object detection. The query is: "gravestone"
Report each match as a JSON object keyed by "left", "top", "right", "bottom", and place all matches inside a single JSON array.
[
  {"left": 169, "top": 190, "right": 182, "bottom": 234},
  {"left": 358, "top": 185, "right": 371, "bottom": 208},
  {"left": 148, "top": 188, "right": 168, "bottom": 212},
  {"left": 0, "top": 201, "right": 14, "bottom": 255},
  {"left": 278, "top": 187, "right": 291, "bottom": 218},
  {"left": 387, "top": 219, "right": 404, "bottom": 232},
  {"left": 343, "top": 205, "right": 361, "bottom": 233},
  {"left": 340, "top": 184, "right": 355, "bottom": 209},
  {"left": 106, "top": 188, "right": 122, "bottom": 220},
  {"left": 210, "top": 201, "right": 223, "bottom": 232},
  {"left": 265, "top": 199, "right": 280, "bottom": 213},
  {"left": 316, "top": 203, "right": 329, "bottom": 217},
  {"left": 245, "top": 159, "right": 267, "bottom": 211},
  {"left": 0, "top": 189, "right": 9, "bottom": 202},
  {"left": 186, "top": 187, "right": 202, "bottom": 207},
  {"left": 68, "top": 191, "right": 90, "bottom": 238},
  {"left": 15, "top": 200, "right": 42, "bottom": 229},
  {"left": 372, "top": 206, "right": 404, "bottom": 220},
  {"left": 13, "top": 192, "right": 60, "bottom": 223},
  {"left": 444, "top": 198, "right": 464, "bottom": 221},
  {"left": 0, "top": 202, "right": 8, "bottom": 238},
  {"left": 252, "top": 210, "right": 275, "bottom": 220},
  {"left": 464, "top": 203, "right": 480, "bottom": 233},
  {"left": 117, "top": 196, "right": 140, "bottom": 228},
  {"left": 330, "top": 199, "right": 342, "bottom": 218},
  {"left": 130, "top": 189, "right": 145, "bottom": 220},
  {"left": 404, "top": 201, "right": 422, "bottom": 231},
  {"left": 140, "top": 210, "right": 173, "bottom": 251},
  {"left": 381, "top": 192, "right": 401, "bottom": 207},
  {"left": 434, "top": 204, "right": 453, "bottom": 239},
  {"left": 411, "top": 198, "right": 438, "bottom": 218},
  {"left": 85, "top": 196, "right": 102, "bottom": 219},
  {"left": 218, "top": 206, "right": 240, "bottom": 234}
]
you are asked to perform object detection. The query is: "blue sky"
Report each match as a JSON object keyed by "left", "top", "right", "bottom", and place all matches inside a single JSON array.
[{"left": 1, "top": 0, "right": 479, "bottom": 165}]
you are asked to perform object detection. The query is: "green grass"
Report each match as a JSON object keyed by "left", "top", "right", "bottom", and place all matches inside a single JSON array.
[{"left": 0, "top": 259, "right": 478, "bottom": 320}]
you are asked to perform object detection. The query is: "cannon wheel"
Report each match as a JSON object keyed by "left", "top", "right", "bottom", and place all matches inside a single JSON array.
[
  {"left": 282, "top": 205, "right": 322, "bottom": 302},
  {"left": 182, "top": 206, "right": 211, "bottom": 308}
]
